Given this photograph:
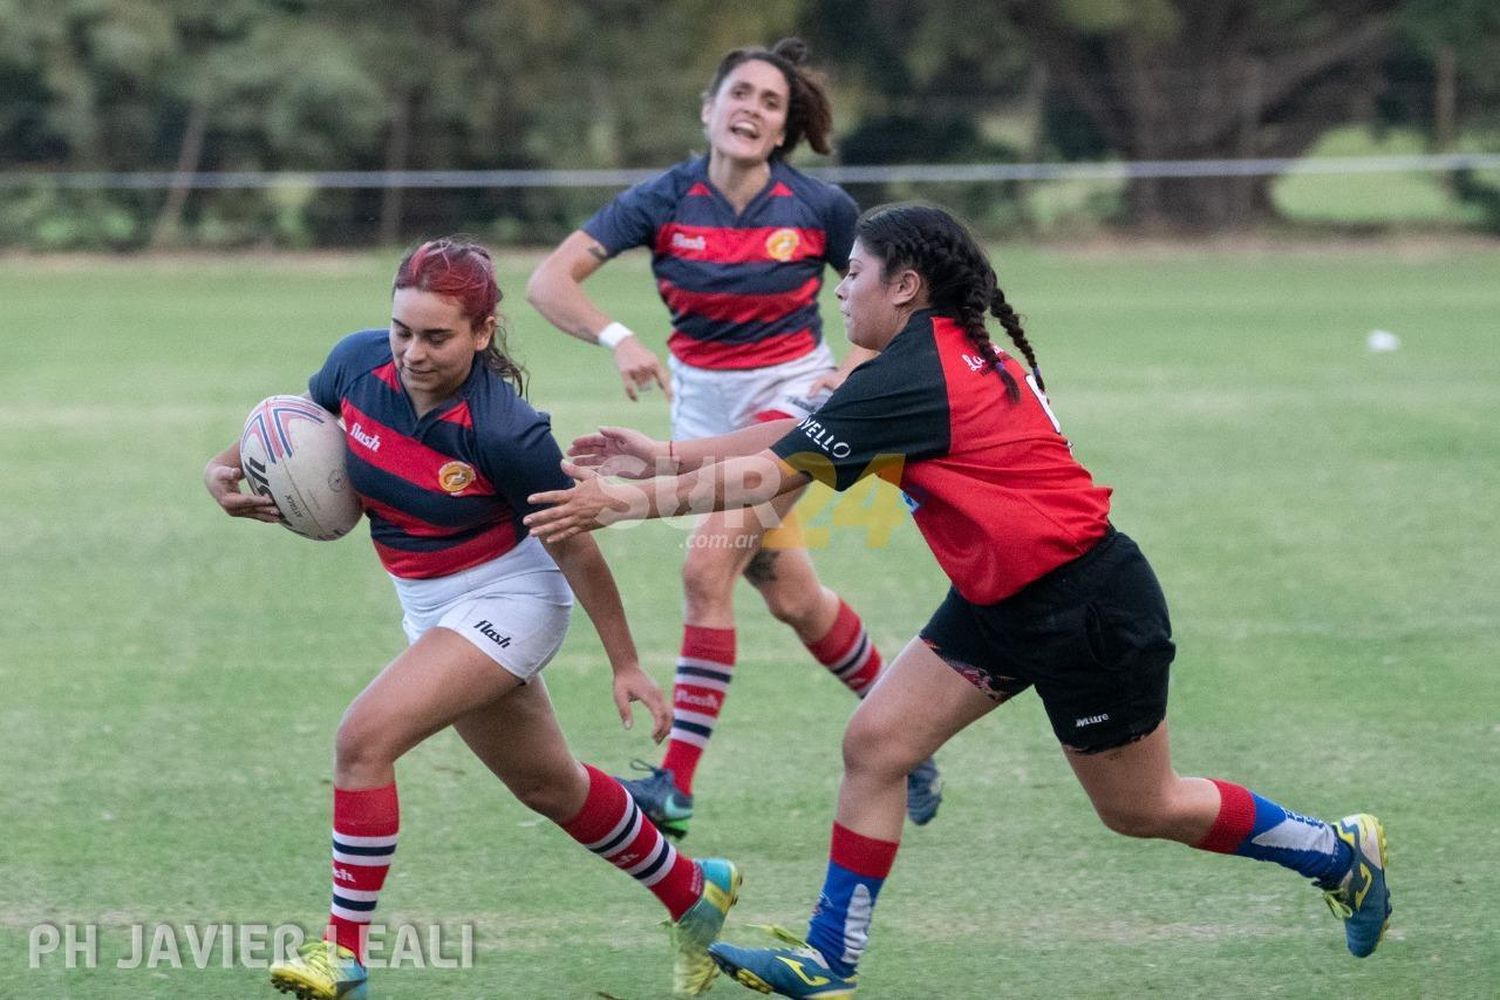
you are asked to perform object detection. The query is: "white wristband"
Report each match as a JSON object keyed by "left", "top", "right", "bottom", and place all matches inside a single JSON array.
[{"left": 595, "top": 322, "right": 634, "bottom": 350}]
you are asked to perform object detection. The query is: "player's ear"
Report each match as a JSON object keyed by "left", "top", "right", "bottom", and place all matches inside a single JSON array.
[
  {"left": 890, "top": 267, "right": 924, "bottom": 308},
  {"left": 474, "top": 314, "right": 496, "bottom": 352}
]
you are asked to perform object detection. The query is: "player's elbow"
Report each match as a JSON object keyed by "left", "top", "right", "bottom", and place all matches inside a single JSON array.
[{"left": 524, "top": 261, "right": 555, "bottom": 311}]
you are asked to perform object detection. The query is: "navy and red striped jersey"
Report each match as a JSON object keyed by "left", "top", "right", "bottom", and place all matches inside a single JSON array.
[
  {"left": 582, "top": 156, "right": 858, "bottom": 371},
  {"left": 770, "top": 310, "right": 1113, "bottom": 605},
  {"left": 308, "top": 330, "right": 572, "bottom": 580}
]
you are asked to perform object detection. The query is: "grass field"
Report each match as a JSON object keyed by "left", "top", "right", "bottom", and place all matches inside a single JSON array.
[{"left": 3, "top": 241, "right": 1498, "bottom": 998}]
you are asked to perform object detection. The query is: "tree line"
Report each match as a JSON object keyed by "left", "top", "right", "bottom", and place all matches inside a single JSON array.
[{"left": 1, "top": 0, "right": 1496, "bottom": 248}]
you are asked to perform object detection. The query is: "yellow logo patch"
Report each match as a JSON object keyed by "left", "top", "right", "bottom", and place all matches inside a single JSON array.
[
  {"left": 438, "top": 461, "right": 476, "bottom": 494},
  {"left": 765, "top": 227, "right": 801, "bottom": 262},
  {"left": 774, "top": 956, "right": 830, "bottom": 987}
]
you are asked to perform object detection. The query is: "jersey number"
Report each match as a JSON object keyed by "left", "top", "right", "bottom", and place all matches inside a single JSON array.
[{"left": 1025, "top": 373, "right": 1063, "bottom": 434}]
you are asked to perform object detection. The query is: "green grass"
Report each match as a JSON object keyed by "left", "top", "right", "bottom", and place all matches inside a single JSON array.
[{"left": 2, "top": 244, "right": 1498, "bottom": 998}]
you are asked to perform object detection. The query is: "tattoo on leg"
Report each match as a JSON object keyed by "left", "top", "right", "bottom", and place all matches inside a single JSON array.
[{"left": 743, "top": 548, "right": 779, "bottom": 585}]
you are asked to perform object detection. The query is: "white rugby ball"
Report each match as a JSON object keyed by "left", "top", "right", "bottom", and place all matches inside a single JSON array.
[{"left": 239, "top": 395, "right": 362, "bottom": 541}]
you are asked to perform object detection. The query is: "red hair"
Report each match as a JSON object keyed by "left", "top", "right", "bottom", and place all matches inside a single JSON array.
[
  {"left": 392, "top": 236, "right": 526, "bottom": 393},
  {"left": 393, "top": 237, "right": 500, "bottom": 327}
]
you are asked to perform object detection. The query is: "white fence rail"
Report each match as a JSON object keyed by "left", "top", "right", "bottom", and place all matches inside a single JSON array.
[{"left": 3, "top": 153, "right": 1498, "bottom": 191}]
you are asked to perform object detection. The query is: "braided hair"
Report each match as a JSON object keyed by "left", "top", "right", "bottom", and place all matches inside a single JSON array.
[
  {"left": 704, "top": 37, "right": 834, "bottom": 158},
  {"left": 855, "top": 203, "right": 1043, "bottom": 402},
  {"left": 393, "top": 236, "right": 527, "bottom": 396}
]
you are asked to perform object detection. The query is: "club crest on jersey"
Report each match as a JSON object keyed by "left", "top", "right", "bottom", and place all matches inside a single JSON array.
[
  {"left": 438, "top": 461, "right": 476, "bottom": 494},
  {"left": 765, "top": 227, "right": 801, "bottom": 261}
]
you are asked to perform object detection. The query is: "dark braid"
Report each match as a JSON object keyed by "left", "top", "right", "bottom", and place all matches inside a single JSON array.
[
  {"left": 992, "top": 286, "right": 1042, "bottom": 392},
  {"left": 856, "top": 203, "right": 1042, "bottom": 402}
]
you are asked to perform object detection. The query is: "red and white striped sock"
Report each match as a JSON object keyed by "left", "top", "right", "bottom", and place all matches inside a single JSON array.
[
  {"left": 327, "top": 783, "right": 399, "bottom": 963},
  {"left": 807, "top": 599, "right": 882, "bottom": 696},
  {"left": 660, "top": 625, "right": 735, "bottom": 795},
  {"left": 561, "top": 764, "right": 702, "bottom": 919}
]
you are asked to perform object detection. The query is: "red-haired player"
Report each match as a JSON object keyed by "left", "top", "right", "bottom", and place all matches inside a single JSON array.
[
  {"left": 528, "top": 38, "right": 940, "bottom": 841},
  {"left": 203, "top": 238, "right": 740, "bottom": 999}
]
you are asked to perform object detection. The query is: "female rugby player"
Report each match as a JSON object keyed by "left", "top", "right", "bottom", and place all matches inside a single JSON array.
[
  {"left": 528, "top": 40, "right": 942, "bottom": 840},
  {"left": 523, "top": 205, "right": 1391, "bottom": 998},
  {"left": 204, "top": 238, "right": 739, "bottom": 999}
]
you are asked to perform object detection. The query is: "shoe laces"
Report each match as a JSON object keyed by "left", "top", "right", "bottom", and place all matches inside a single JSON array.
[
  {"left": 627, "top": 758, "right": 677, "bottom": 791},
  {"left": 294, "top": 940, "right": 343, "bottom": 978},
  {"left": 747, "top": 924, "right": 832, "bottom": 965},
  {"left": 1322, "top": 889, "right": 1353, "bottom": 920},
  {"left": 628, "top": 758, "right": 668, "bottom": 777}
]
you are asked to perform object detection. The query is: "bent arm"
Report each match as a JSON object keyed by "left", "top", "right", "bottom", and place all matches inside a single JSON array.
[
  {"left": 203, "top": 439, "right": 282, "bottom": 522},
  {"left": 525, "top": 230, "right": 614, "bottom": 344}
]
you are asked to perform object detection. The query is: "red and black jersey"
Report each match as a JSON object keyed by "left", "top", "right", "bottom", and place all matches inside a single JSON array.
[
  {"left": 582, "top": 156, "right": 858, "bottom": 371},
  {"left": 308, "top": 330, "right": 572, "bottom": 579},
  {"left": 770, "top": 310, "right": 1112, "bottom": 605}
]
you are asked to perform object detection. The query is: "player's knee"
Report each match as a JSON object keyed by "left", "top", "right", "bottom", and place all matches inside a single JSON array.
[
  {"left": 759, "top": 584, "right": 820, "bottom": 630},
  {"left": 842, "top": 709, "right": 920, "bottom": 780},
  {"left": 333, "top": 716, "right": 396, "bottom": 779},
  {"left": 1092, "top": 799, "right": 1169, "bottom": 839},
  {"left": 680, "top": 550, "right": 736, "bottom": 611}
]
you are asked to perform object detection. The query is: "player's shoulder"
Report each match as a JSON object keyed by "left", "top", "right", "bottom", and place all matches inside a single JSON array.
[
  {"left": 631, "top": 156, "right": 708, "bottom": 204},
  {"left": 318, "top": 328, "right": 392, "bottom": 380},
  {"left": 468, "top": 370, "right": 555, "bottom": 440},
  {"left": 772, "top": 159, "right": 854, "bottom": 211}
]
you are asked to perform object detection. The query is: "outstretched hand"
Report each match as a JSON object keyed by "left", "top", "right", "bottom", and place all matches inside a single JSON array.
[
  {"left": 567, "top": 426, "right": 667, "bottom": 480},
  {"left": 526, "top": 461, "right": 643, "bottom": 543}
]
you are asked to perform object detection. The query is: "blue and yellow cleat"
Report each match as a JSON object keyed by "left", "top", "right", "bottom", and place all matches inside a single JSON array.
[
  {"left": 1323, "top": 813, "right": 1391, "bottom": 958},
  {"left": 709, "top": 926, "right": 858, "bottom": 999},
  {"left": 906, "top": 756, "right": 942, "bottom": 826},
  {"left": 670, "top": 858, "right": 742, "bottom": 998},
  {"left": 270, "top": 939, "right": 368, "bottom": 999},
  {"left": 621, "top": 760, "right": 694, "bottom": 840}
]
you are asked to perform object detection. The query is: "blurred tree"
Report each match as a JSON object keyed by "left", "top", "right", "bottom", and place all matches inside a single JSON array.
[
  {"left": 2, "top": 0, "right": 1496, "bottom": 245},
  {"left": 1001, "top": 0, "right": 1403, "bottom": 229},
  {"left": 800, "top": 0, "right": 1031, "bottom": 225}
]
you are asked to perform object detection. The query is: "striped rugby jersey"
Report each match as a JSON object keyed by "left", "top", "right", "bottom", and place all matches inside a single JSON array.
[
  {"left": 770, "top": 310, "right": 1113, "bottom": 605},
  {"left": 308, "top": 330, "right": 572, "bottom": 579},
  {"left": 583, "top": 155, "right": 858, "bottom": 371}
]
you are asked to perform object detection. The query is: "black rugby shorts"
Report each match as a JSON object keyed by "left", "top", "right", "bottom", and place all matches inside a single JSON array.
[{"left": 920, "top": 528, "right": 1174, "bottom": 753}]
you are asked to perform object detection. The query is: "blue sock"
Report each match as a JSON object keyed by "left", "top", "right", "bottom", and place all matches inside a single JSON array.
[
  {"left": 1198, "top": 779, "right": 1353, "bottom": 886},
  {"left": 805, "top": 823, "right": 898, "bottom": 978}
]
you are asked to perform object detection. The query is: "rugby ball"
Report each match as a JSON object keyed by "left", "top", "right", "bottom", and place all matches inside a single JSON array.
[{"left": 239, "top": 395, "right": 362, "bottom": 541}]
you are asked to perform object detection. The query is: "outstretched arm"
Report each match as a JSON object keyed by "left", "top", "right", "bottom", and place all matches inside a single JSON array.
[
  {"left": 567, "top": 418, "right": 800, "bottom": 479},
  {"left": 524, "top": 451, "right": 811, "bottom": 543}
]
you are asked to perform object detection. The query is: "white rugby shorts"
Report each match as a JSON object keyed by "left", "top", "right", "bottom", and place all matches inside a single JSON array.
[
  {"left": 669, "top": 342, "right": 837, "bottom": 440},
  {"left": 389, "top": 535, "right": 574, "bottom": 680}
]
